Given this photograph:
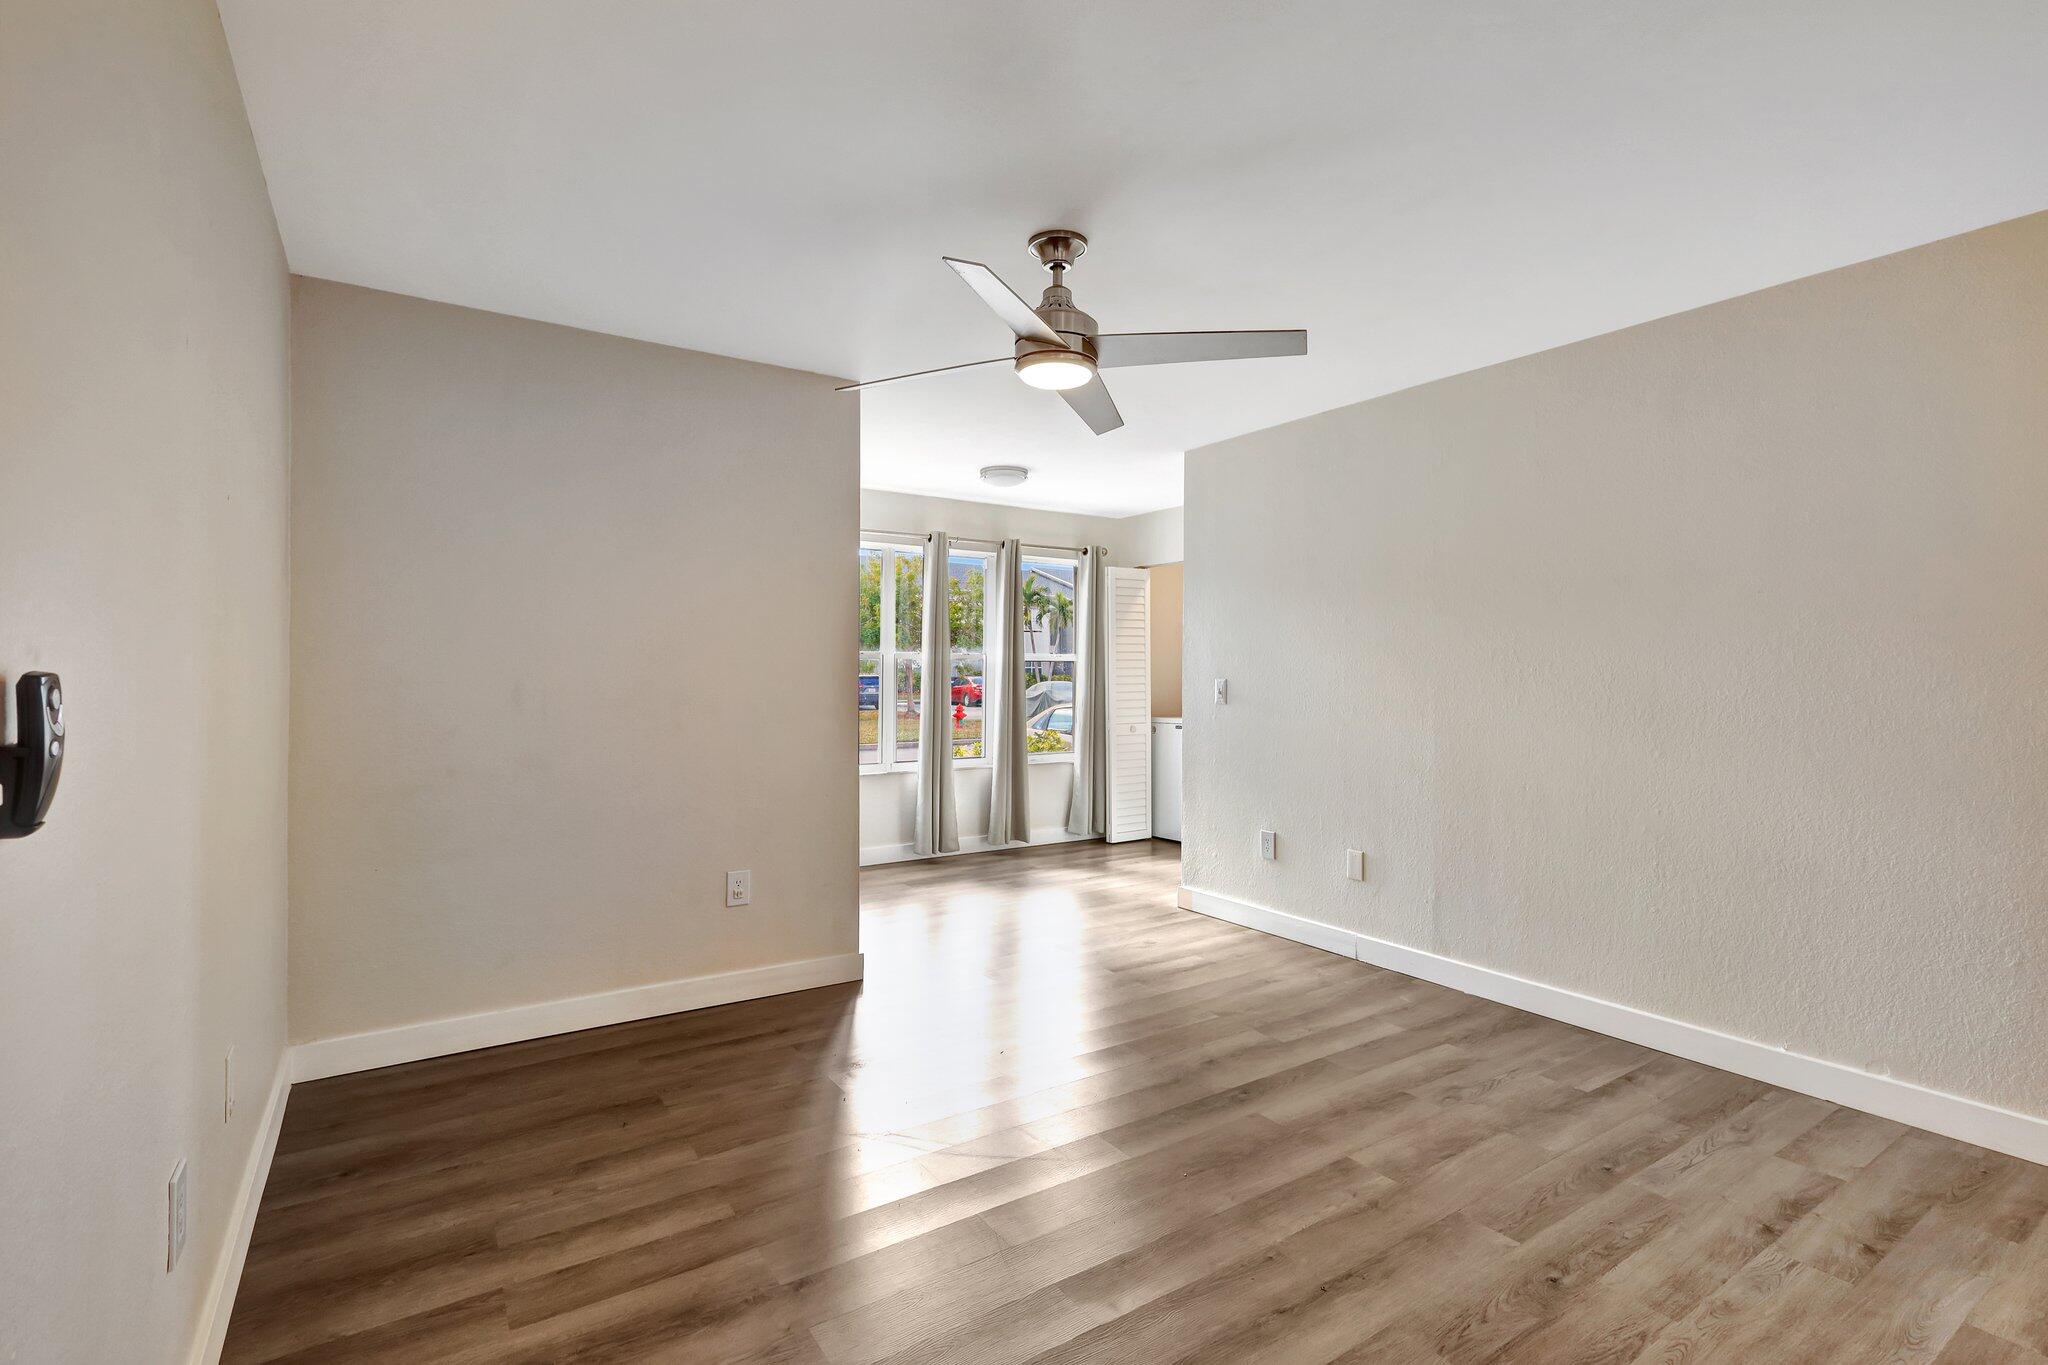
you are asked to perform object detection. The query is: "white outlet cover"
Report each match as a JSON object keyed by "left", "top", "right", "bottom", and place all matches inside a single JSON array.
[
  {"left": 224, "top": 1046, "right": 235, "bottom": 1122},
  {"left": 1214, "top": 678, "right": 1228, "bottom": 704},
  {"left": 1260, "top": 830, "right": 1277, "bottom": 860},
  {"left": 726, "top": 869, "right": 752, "bottom": 907}
]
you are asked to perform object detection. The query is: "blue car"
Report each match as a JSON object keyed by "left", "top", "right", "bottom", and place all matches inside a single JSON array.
[{"left": 858, "top": 673, "right": 880, "bottom": 708}]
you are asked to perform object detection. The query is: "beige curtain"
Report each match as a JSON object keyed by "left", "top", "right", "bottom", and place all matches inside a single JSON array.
[
  {"left": 986, "top": 538, "right": 1029, "bottom": 846},
  {"left": 1067, "top": 545, "right": 1108, "bottom": 837},
  {"left": 912, "top": 531, "right": 959, "bottom": 856}
]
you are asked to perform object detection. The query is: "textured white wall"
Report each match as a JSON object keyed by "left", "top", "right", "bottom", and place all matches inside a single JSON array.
[
  {"left": 0, "top": 1, "right": 292, "bottom": 1358},
  {"left": 1185, "top": 213, "right": 2048, "bottom": 1116},
  {"left": 290, "top": 280, "right": 859, "bottom": 1044}
]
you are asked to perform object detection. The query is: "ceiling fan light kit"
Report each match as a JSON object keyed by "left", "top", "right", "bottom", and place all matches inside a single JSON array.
[
  {"left": 1015, "top": 346, "right": 1095, "bottom": 390},
  {"left": 838, "top": 229, "right": 1307, "bottom": 436}
]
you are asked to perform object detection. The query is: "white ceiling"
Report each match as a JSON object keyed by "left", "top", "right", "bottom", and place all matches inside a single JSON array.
[{"left": 218, "top": 1, "right": 2047, "bottom": 517}]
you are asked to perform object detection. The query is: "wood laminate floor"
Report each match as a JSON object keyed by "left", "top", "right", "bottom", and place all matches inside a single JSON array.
[{"left": 226, "top": 840, "right": 2048, "bottom": 1363}]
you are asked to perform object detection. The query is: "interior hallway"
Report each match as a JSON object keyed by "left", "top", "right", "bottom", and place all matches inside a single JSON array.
[{"left": 224, "top": 841, "right": 2048, "bottom": 1362}]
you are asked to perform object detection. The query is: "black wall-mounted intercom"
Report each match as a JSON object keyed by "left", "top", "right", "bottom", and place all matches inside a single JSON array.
[{"left": 1, "top": 672, "right": 64, "bottom": 839}]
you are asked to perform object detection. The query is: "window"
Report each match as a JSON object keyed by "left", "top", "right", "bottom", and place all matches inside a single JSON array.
[
  {"left": 1021, "top": 554, "right": 1078, "bottom": 756},
  {"left": 857, "top": 542, "right": 924, "bottom": 768},
  {"left": 857, "top": 539, "right": 993, "bottom": 770},
  {"left": 946, "top": 551, "right": 988, "bottom": 760},
  {"left": 857, "top": 548, "right": 882, "bottom": 766},
  {"left": 895, "top": 548, "right": 923, "bottom": 763}
]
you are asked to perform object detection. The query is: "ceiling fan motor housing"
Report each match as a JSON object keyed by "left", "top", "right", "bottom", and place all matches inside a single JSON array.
[
  {"left": 1024, "top": 229, "right": 1098, "bottom": 355},
  {"left": 1016, "top": 304, "right": 1098, "bottom": 364}
]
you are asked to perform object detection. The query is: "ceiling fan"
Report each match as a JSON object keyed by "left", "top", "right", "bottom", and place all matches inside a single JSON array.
[{"left": 837, "top": 229, "right": 1308, "bottom": 435}]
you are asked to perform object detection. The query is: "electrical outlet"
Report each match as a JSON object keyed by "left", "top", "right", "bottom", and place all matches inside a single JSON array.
[
  {"left": 1259, "top": 830, "right": 1277, "bottom": 861},
  {"left": 168, "top": 1160, "right": 188, "bottom": 1271},
  {"left": 725, "top": 869, "right": 752, "bottom": 907},
  {"left": 1214, "top": 678, "right": 1228, "bottom": 704},
  {"left": 1346, "top": 848, "right": 1367, "bottom": 882},
  {"left": 224, "top": 1046, "right": 235, "bottom": 1122}
]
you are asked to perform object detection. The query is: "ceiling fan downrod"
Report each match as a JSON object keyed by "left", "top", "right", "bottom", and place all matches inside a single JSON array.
[{"left": 1025, "top": 228, "right": 1098, "bottom": 358}]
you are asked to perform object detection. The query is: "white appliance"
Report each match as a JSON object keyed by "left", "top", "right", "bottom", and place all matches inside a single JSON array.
[{"left": 1151, "top": 718, "right": 1183, "bottom": 841}]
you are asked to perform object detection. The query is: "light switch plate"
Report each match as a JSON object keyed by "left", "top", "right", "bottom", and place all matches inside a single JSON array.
[
  {"left": 1347, "top": 848, "right": 1367, "bottom": 882},
  {"left": 1214, "top": 678, "right": 1228, "bottom": 704}
]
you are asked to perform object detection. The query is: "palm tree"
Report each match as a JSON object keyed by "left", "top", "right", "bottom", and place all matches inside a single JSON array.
[
  {"left": 1048, "top": 591, "right": 1074, "bottom": 647},
  {"left": 1021, "top": 576, "right": 1054, "bottom": 652}
]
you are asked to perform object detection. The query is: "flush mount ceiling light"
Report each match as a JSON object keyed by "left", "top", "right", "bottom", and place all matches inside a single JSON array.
[
  {"left": 837, "top": 230, "right": 1309, "bottom": 436},
  {"left": 979, "top": 464, "right": 1030, "bottom": 488}
]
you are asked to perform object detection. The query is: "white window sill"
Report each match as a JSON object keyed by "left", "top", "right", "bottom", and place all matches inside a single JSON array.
[{"left": 858, "top": 752, "right": 1076, "bottom": 776}]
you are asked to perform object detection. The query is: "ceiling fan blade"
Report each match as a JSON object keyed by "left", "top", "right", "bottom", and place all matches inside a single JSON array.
[
  {"left": 1094, "top": 329, "right": 1308, "bottom": 368},
  {"left": 943, "top": 258, "right": 1064, "bottom": 345},
  {"left": 1059, "top": 373, "right": 1124, "bottom": 436},
  {"left": 835, "top": 356, "right": 1012, "bottom": 393}
]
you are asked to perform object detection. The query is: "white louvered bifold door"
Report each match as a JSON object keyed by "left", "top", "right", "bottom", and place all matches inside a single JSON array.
[{"left": 1102, "top": 567, "right": 1152, "bottom": 843}]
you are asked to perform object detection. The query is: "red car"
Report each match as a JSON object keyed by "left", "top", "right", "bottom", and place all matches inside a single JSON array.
[{"left": 951, "top": 676, "right": 982, "bottom": 706}]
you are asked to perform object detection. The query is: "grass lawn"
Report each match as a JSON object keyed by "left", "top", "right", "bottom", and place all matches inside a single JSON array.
[{"left": 859, "top": 709, "right": 984, "bottom": 757}]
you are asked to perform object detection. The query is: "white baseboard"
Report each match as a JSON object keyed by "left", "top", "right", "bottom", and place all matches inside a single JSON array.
[
  {"left": 1186, "top": 886, "right": 1356, "bottom": 957},
  {"left": 288, "top": 952, "right": 866, "bottom": 1083},
  {"left": 1185, "top": 887, "right": 2048, "bottom": 1166},
  {"left": 860, "top": 828, "right": 1097, "bottom": 867},
  {"left": 189, "top": 1056, "right": 290, "bottom": 1365}
]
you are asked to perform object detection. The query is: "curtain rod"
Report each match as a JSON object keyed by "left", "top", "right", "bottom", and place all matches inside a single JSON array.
[{"left": 860, "top": 529, "right": 1087, "bottom": 557}]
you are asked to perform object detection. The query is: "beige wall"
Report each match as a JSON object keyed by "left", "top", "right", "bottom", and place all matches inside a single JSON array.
[
  {"left": 0, "top": 1, "right": 292, "bottom": 1359},
  {"left": 1186, "top": 212, "right": 2048, "bottom": 1117},
  {"left": 290, "top": 280, "right": 859, "bottom": 1043},
  {"left": 1119, "top": 505, "right": 1185, "bottom": 567},
  {"left": 1147, "top": 562, "right": 1184, "bottom": 718},
  {"left": 858, "top": 488, "right": 1147, "bottom": 563}
]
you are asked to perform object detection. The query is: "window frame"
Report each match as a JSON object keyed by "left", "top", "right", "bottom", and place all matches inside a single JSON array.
[
  {"left": 1020, "top": 551, "right": 1080, "bottom": 766},
  {"left": 942, "top": 544, "right": 993, "bottom": 768},
  {"left": 859, "top": 536, "right": 1079, "bottom": 773},
  {"left": 858, "top": 538, "right": 918, "bottom": 773},
  {"left": 859, "top": 537, "right": 997, "bottom": 774}
]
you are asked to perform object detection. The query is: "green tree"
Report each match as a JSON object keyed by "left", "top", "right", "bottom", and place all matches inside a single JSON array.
[
  {"left": 1021, "top": 575, "right": 1058, "bottom": 652},
  {"left": 896, "top": 553, "right": 923, "bottom": 647},
  {"left": 1021, "top": 575, "right": 1050, "bottom": 632},
  {"left": 858, "top": 551, "right": 883, "bottom": 650},
  {"left": 1020, "top": 575, "right": 1076, "bottom": 652},
  {"left": 1048, "top": 590, "right": 1074, "bottom": 642},
  {"left": 949, "top": 566, "right": 985, "bottom": 648}
]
